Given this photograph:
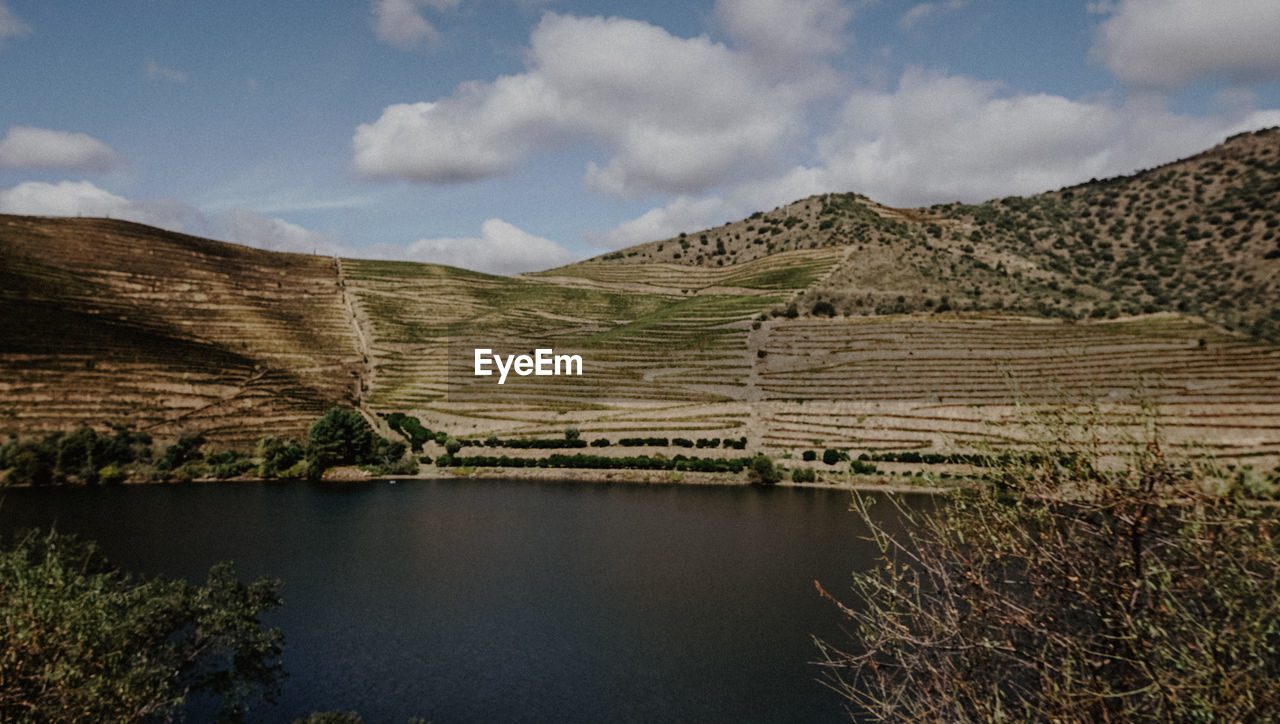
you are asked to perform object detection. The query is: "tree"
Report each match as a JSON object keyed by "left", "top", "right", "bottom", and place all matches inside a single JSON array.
[
  {"left": 307, "top": 407, "right": 376, "bottom": 474},
  {"left": 822, "top": 448, "right": 843, "bottom": 466},
  {"left": 816, "top": 412, "right": 1280, "bottom": 721},
  {"left": 256, "top": 435, "right": 306, "bottom": 478},
  {"left": 444, "top": 437, "right": 463, "bottom": 455},
  {"left": 0, "top": 530, "right": 284, "bottom": 722},
  {"left": 749, "top": 454, "right": 781, "bottom": 485}
]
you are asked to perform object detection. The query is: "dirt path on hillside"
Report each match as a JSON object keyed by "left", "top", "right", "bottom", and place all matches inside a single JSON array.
[{"left": 334, "top": 258, "right": 385, "bottom": 433}]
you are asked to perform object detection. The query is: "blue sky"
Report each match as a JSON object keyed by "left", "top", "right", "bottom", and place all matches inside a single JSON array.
[{"left": 2, "top": 0, "right": 1279, "bottom": 274}]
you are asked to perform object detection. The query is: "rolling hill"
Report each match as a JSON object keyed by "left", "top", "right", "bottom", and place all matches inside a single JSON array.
[{"left": 2, "top": 128, "right": 1279, "bottom": 476}]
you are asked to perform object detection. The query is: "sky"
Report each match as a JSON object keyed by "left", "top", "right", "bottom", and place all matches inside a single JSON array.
[{"left": 2, "top": 0, "right": 1280, "bottom": 275}]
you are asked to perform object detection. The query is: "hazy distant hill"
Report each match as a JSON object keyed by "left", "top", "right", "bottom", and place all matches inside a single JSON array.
[{"left": 3, "top": 130, "right": 1278, "bottom": 471}]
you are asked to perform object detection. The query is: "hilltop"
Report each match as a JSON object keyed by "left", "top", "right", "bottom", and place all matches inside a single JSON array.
[
  {"left": 557, "top": 126, "right": 1280, "bottom": 341},
  {"left": 2, "top": 129, "right": 1279, "bottom": 480}
]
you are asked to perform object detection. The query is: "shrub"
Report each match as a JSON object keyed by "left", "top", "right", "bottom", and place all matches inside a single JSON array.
[
  {"left": 850, "top": 459, "right": 878, "bottom": 475},
  {"left": 307, "top": 408, "right": 376, "bottom": 474},
  {"left": 792, "top": 467, "right": 816, "bottom": 483},
  {"left": 822, "top": 449, "right": 843, "bottom": 466},
  {"left": 444, "top": 437, "right": 463, "bottom": 455},
  {"left": 749, "top": 455, "right": 781, "bottom": 485},
  {"left": 812, "top": 300, "right": 837, "bottom": 317},
  {"left": 256, "top": 436, "right": 306, "bottom": 478},
  {"left": 818, "top": 414, "right": 1280, "bottom": 721},
  {"left": 802, "top": 450, "right": 817, "bottom": 462},
  {"left": 0, "top": 530, "right": 283, "bottom": 722}
]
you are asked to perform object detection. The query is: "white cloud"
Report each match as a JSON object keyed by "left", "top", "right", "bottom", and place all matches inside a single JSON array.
[
  {"left": 713, "top": 0, "right": 853, "bottom": 67},
  {"left": 1092, "top": 0, "right": 1280, "bottom": 87},
  {"left": 371, "top": 0, "right": 458, "bottom": 49},
  {"left": 220, "top": 209, "right": 347, "bottom": 255},
  {"left": 144, "top": 59, "right": 188, "bottom": 83},
  {"left": 0, "top": 180, "right": 134, "bottom": 218},
  {"left": 0, "top": 0, "right": 31, "bottom": 48},
  {"left": 592, "top": 68, "right": 1280, "bottom": 246},
  {"left": 588, "top": 166, "right": 829, "bottom": 249},
  {"left": 0, "top": 126, "right": 124, "bottom": 172},
  {"left": 589, "top": 196, "right": 739, "bottom": 250},
  {"left": 899, "top": 0, "right": 969, "bottom": 29},
  {"left": 403, "top": 218, "right": 578, "bottom": 275},
  {"left": 0, "top": 180, "right": 572, "bottom": 275},
  {"left": 804, "top": 68, "right": 1280, "bottom": 207},
  {"left": 353, "top": 13, "right": 810, "bottom": 198},
  {"left": 0, "top": 180, "right": 340, "bottom": 256}
]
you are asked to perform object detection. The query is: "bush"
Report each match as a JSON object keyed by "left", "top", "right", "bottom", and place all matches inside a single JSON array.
[
  {"left": 444, "top": 437, "right": 463, "bottom": 455},
  {"left": 307, "top": 407, "right": 376, "bottom": 474},
  {"left": 817, "top": 415, "right": 1280, "bottom": 721},
  {"left": 257, "top": 436, "right": 306, "bottom": 478},
  {"left": 802, "top": 450, "right": 817, "bottom": 461},
  {"left": 749, "top": 455, "right": 781, "bottom": 485},
  {"left": 812, "top": 300, "right": 837, "bottom": 317},
  {"left": 0, "top": 530, "right": 283, "bottom": 722},
  {"left": 849, "top": 459, "right": 878, "bottom": 475},
  {"left": 792, "top": 467, "right": 816, "bottom": 483},
  {"left": 822, "top": 449, "right": 843, "bottom": 466}
]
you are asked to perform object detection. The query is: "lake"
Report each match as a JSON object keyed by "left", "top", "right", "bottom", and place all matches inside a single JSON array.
[{"left": 0, "top": 478, "right": 921, "bottom": 722}]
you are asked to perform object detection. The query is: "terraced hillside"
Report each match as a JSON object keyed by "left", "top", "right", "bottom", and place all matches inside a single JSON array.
[
  {"left": 580, "top": 127, "right": 1280, "bottom": 343},
  {"left": 753, "top": 314, "right": 1280, "bottom": 466},
  {"left": 340, "top": 255, "right": 800, "bottom": 443},
  {"left": 2, "top": 129, "right": 1279, "bottom": 476},
  {"left": 0, "top": 215, "right": 362, "bottom": 446}
]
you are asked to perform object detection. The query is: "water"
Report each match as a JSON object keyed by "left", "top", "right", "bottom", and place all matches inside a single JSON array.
[{"left": 0, "top": 479, "right": 921, "bottom": 723}]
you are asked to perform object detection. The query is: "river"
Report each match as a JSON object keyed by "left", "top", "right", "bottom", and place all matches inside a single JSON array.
[{"left": 0, "top": 478, "right": 923, "bottom": 722}]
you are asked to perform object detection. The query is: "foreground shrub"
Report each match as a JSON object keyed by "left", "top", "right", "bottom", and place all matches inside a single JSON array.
[
  {"left": 0, "top": 530, "right": 283, "bottom": 722},
  {"left": 817, "top": 411, "right": 1280, "bottom": 721}
]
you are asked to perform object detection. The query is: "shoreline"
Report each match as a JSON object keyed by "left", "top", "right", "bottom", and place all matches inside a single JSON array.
[{"left": 1, "top": 464, "right": 955, "bottom": 495}]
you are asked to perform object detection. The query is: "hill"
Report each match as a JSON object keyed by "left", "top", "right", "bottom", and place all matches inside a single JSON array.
[
  {"left": 0, "top": 215, "right": 363, "bottom": 446},
  {"left": 2, "top": 129, "right": 1279, "bottom": 478},
  {"left": 558, "top": 126, "right": 1280, "bottom": 342}
]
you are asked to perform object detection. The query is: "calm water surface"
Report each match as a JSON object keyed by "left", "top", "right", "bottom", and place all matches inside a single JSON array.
[{"left": 0, "top": 479, "right": 922, "bottom": 723}]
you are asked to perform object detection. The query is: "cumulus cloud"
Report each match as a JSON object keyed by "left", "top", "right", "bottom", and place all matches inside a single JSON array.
[
  {"left": 805, "top": 68, "right": 1280, "bottom": 207},
  {"left": 0, "top": 180, "right": 340, "bottom": 255},
  {"left": 220, "top": 209, "right": 347, "bottom": 255},
  {"left": 899, "top": 0, "right": 969, "bottom": 29},
  {"left": 143, "top": 59, "right": 188, "bottom": 83},
  {"left": 0, "top": 0, "right": 31, "bottom": 48},
  {"left": 372, "top": 0, "right": 458, "bottom": 49},
  {"left": 0, "top": 180, "right": 572, "bottom": 275},
  {"left": 0, "top": 127, "right": 124, "bottom": 172},
  {"left": 403, "top": 218, "right": 578, "bottom": 275},
  {"left": 1092, "top": 0, "right": 1280, "bottom": 87},
  {"left": 589, "top": 196, "right": 740, "bottom": 250},
  {"left": 713, "top": 0, "right": 852, "bottom": 67},
  {"left": 353, "top": 13, "right": 809, "bottom": 198},
  {"left": 591, "top": 68, "right": 1280, "bottom": 246}
]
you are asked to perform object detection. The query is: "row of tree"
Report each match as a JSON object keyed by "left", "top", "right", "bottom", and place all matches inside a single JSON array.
[{"left": 0, "top": 408, "right": 417, "bottom": 486}]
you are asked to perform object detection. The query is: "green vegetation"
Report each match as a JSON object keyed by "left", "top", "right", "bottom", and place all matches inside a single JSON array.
[
  {"left": 0, "top": 529, "right": 283, "bottom": 722},
  {"left": 818, "top": 417, "right": 1280, "bottom": 720},
  {"left": 436, "top": 453, "right": 752, "bottom": 474},
  {"left": 0, "top": 407, "right": 417, "bottom": 485},
  {"left": 0, "top": 424, "right": 152, "bottom": 486},
  {"left": 749, "top": 454, "right": 781, "bottom": 485}
]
